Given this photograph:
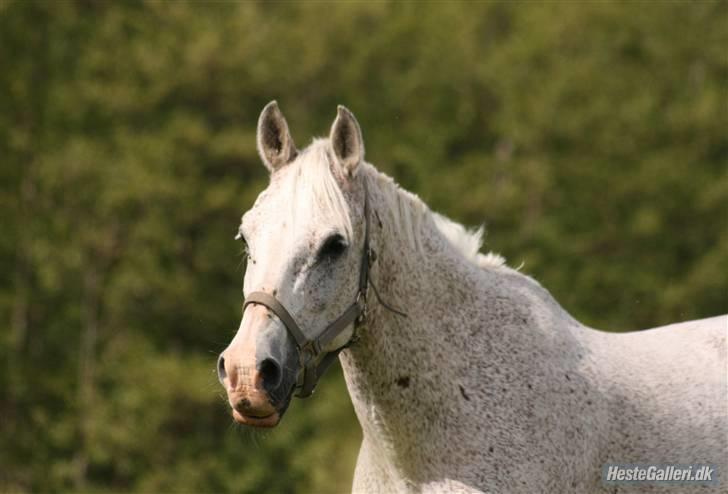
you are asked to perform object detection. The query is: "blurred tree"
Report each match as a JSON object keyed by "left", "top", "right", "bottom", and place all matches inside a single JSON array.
[{"left": 0, "top": 0, "right": 725, "bottom": 492}]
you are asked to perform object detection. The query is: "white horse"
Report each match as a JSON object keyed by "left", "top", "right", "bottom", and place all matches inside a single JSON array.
[{"left": 217, "top": 102, "right": 727, "bottom": 493}]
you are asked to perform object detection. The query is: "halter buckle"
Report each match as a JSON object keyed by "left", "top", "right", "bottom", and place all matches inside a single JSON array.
[
  {"left": 368, "top": 247, "right": 377, "bottom": 263},
  {"left": 354, "top": 291, "right": 368, "bottom": 326},
  {"left": 299, "top": 340, "right": 320, "bottom": 364}
]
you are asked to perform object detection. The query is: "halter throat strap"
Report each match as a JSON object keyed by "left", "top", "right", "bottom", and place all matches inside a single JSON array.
[{"left": 242, "top": 185, "right": 372, "bottom": 398}]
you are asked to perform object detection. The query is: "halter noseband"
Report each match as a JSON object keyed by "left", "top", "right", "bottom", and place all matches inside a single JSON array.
[{"left": 243, "top": 186, "right": 376, "bottom": 398}]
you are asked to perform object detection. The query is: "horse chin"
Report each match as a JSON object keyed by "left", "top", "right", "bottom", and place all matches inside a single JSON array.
[
  {"left": 231, "top": 384, "right": 295, "bottom": 428},
  {"left": 232, "top": 409, "right": 281, "bottom": 428}
]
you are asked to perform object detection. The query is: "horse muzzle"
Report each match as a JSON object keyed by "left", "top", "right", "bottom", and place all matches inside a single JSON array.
[
  {"left": 222, "top": 366, "right": 286, "bottom": 428},
  {"left": 217, "top": 303, "right": 298, "bottom": 428},
  {"left": 229, "top": 393, "right": 281, "bottom": 428}
]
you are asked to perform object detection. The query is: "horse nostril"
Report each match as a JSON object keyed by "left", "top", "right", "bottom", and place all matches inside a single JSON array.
[
  {"left": 258, "top": 357, "right": 282, "bottom": 392},
  {"left": 217, "top": 354, "right": 227, "bottom": 384}
]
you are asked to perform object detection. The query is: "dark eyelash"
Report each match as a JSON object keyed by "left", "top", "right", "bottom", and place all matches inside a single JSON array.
[{"left": 235, "top": 231, "right": 250, "bottom": 257}]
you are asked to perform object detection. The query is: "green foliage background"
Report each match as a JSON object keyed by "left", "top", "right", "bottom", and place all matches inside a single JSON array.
[{"left": 1, "top": 1, "right": 725, "bottom": 492}]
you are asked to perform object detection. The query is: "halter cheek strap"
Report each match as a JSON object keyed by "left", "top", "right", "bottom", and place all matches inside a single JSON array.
[{"left": 243, "top": 186, "right": 375, "bottom": 398}]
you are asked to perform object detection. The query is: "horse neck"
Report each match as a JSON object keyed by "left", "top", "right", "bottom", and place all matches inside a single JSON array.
[
  {"left": 338, "top": 174, "right": 495, "bottom": 473},
  {"left": 339, "top": 170, "right": 586, "bottom": 481}
]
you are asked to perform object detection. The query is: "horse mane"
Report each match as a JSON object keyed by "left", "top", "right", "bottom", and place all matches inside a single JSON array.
[
  {"left": 290, "top": 139, "right": 506, "bottom": 270},
  {"left": 361, "top": 160, "right": 506, "bottom": 270},
  {"left": 431, "top": 213, "right": 507, "bottom": 269}
]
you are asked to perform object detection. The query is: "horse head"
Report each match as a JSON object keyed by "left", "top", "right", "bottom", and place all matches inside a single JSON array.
[{"left": 217, "top": 102, "right": 369, "bottom": 427}]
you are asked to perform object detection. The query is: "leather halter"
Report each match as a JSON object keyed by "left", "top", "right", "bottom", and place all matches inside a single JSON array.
[{"left": 243, "top": 186, "right": 379, "bottom": 398}]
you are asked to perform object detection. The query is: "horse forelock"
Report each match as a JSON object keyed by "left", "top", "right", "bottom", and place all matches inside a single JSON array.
[{"left": 281, "top": 139, "right": 354, "bottom": 239}]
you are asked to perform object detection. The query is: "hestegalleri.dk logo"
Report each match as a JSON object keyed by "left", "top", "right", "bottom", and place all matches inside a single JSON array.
[{"left": 602, "top": 463, "right": 718, "bottom": 485}]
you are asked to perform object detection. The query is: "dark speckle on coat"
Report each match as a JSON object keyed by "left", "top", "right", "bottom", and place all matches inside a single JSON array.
[
  {"left": 459, "top": 385, "right": 470, "bottom": 401},
  {"left": 395, "top": 376, "right": 410, "bottom": 388}
]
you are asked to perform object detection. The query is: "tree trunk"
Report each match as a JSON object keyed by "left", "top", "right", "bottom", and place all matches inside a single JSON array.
[{"left": 74, "top": 264, "right": 101, "bottom": 490}]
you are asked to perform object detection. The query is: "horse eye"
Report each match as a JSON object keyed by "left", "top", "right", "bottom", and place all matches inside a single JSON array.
[{"left": 318, "top": 234, "right": 348, "bottom": 261}]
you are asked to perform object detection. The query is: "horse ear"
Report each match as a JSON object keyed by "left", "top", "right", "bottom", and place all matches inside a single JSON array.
[
  {"left": 257, "top": 101, "right": 297, "bottom": 173},
  {"left": 329, "top": 105, "right": 364, "bottom": 178}
]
